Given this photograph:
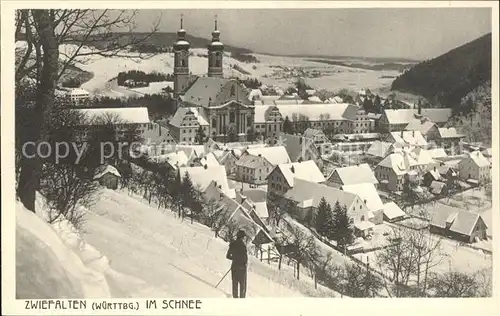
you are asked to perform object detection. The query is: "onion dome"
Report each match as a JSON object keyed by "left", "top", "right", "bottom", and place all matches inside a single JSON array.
[
  {"left": 174, "top": 15, "right": 190, "bottom": 50},
  {"left": 208, "top": 16, "right": 224, "bottom": 51}
]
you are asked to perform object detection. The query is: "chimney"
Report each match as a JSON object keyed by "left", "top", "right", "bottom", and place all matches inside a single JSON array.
[
  {"left": 412, "top": 130, "right": 415, "bottom": 137},
  {"left": 204, "top": 164, "right": 208, "bottom": 169},
  {"left": 258, "top": 154, "right": 262, "bottom": 157},
  {"left": 214, "top": 181, "right": 218, "bottom": 187},
  {"left": 291, "top": 166, "right": 295, "bottom": 173},
  {"left": 364, "top": 199, "right": 367, "bottom": 205}
]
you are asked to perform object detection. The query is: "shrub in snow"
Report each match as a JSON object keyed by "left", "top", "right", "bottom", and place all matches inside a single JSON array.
[{"left": 39, "top": 163, "right": 100, "bottom": 230}]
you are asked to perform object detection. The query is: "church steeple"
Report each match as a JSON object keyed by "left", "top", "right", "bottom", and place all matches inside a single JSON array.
[
  {"left": 173, "top": 14, "right": 190, "bottom": 104},
  {"left": 207, "top": 15, "right": 224, "bottom": 78}
]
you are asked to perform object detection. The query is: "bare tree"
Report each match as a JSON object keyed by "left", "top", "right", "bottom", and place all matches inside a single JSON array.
[
  {"left": 427, "top": 271, "right": 481, "bottom": 297},
  {"left": 284, "top": 224, "right": 316, "bottom": 280},
  {"left": 39, "top": 163, "right": 100, "bottom": 230},
  {"left": 15, "top": 9, "right": 160, "bottom": 213}
]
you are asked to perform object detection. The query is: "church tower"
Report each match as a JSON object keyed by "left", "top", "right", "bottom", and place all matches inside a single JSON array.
[
  {"left": 207, "top": 16, "right": 224, "bottom": 78},
  {"left": 173, "top": 15, "right": 190, "bottom": 100}
]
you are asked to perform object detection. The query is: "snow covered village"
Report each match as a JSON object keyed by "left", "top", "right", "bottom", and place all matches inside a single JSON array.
[{"left": 10, "top": 7, "right": 495, "bottom": 302}]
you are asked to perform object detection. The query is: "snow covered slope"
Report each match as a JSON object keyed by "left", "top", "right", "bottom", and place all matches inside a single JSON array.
[{"left": 83, "top": 189, "right": 337, "bottom": 298}]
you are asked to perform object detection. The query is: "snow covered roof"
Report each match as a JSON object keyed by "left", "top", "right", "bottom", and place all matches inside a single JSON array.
[
  {"left": 382, "top": 202, "right": 405, "bottom": 220},
  {"left": 168, "top": 107, "right": 209, "bottom": 128},
  {"left": 176, "top": 145, "right": 206, "bottom": 159},
  {"left": 377, "top": 151, "right": 418, "bottom": 176},
  {"left": 276, "top": 103, "right": 358, "bottom": 121},
  {"left": 430, "top": 205, "right": 484, "bottom": 236},
  {"left": 427, "top": 148, "right": 448, "bottom": 159},
  {"left": 244, "top": 146, "right": 291, "bottom": 166},
  {"left": 383, "top": 109, "right": 452, "bottom": 125},
  {"left": 354, "top": 221, "right": 375, "bottom": 231},
  {"left": 76, "top": 107, "right": 150, "bottom": 125},
  {"left": 284, "top": 178, "right": 359, "bottom": 211},
  {"left": 437, "top": 127, "right": 465, "bottom": 139},
  {"left": 199, "top": 152, "right": 220, "bottom": 167},
  {"left": 235, "top": 154, "right": 271, "bottom": 169},
  {"left": 93, "top": 165, "right": 121, "bottom": 180},
  {"left": 331, "top": 163, "right": 378, "bottom": 186},
  {"left": 426, "top": 168, "right": 441, "bottom": 181},
  {"left": 181, "top": 77, "right": 231, "bottom": 106},
  {"left": 405, "top": 118, "right": 436, "bottom": 134},
  {"left": 481, "top": 148, "right": 492, "bottom": 157},
  {"left": 67, "top": 88, "right": 90, "bottom": 96},
  {"left": 178, "top": 165, "right": 232, "bottom": 196},
  {"left": 342, "top": 183, "right": 384, "bottom": 212},
  {"left": 366, "top": 141, "right": 395, "bottom": 158},
  {"left": 274, "top": 133, "right": 321, "bottom": 163},
  {"left": 307, "top": 96, "right": 322, "bottom": 103},
  {"left": 150, "top": 150, "right": 189, "bottom": 168},
  {"left": 410, "top": 147, "right": 436, "bottom": 166},
  {"left": 429, "top": 181, "right": 446, "bottom": 194},
  {"left": 273, "top": 160, "right": 326, "bottom": 187},
  {"left": 390, "top": 131, "right": 428, "bottom": 147},
  {"left": 462, "top": 151, "right": 490, "bottom": 168}
]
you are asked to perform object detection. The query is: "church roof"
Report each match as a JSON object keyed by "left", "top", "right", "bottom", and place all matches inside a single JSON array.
[{"left": 181, "top": 77, "right": 231, "bottom": 107}]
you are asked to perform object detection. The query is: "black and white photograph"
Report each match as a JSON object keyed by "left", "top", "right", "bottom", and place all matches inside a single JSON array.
[{"left": 1, "top": 2, "right": 499, "bottom": 315}]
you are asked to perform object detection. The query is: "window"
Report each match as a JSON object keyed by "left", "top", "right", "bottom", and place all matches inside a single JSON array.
[
  {"left": 181, "top": 59, "right": 186, "bottom": 67},
  {"left": 247, "top": 116, "right": 252, "bottom": 127},
  {"left": 230, "top": 85, "right": 236, "bottom": 96},
  {"left": 212, "top": 118, "right": 217, "bottom": 128},
  {"left": 230, "top": 112, "right": 235, "bottom": 123}
]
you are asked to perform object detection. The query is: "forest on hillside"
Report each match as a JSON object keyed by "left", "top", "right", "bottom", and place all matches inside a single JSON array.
[{"left": 391, "top": 33, "right": 492, "bottom": 114}]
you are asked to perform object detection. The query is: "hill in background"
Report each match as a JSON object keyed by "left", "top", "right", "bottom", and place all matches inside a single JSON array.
[{"left": 391, "top": 33, "right": 492, "bottom": 114}]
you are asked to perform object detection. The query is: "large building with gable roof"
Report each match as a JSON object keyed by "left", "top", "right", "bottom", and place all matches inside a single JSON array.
[{"left": 169, "top": 17, "right": 255, "bottom": 144}]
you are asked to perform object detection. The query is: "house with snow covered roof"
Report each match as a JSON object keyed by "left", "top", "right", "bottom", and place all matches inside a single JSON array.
[
  {"left": 149, "top": 150, "right": 190, "bottom": 170},
  {"left": 235, "top": 153, "right": 274, "bottom": 184},
  {"left": 168, "top": 107, "right": 209, "bottom": 145},
  {"left": 72, "top": 107, "right": 151, "bottom": 136},
  {"left": 327, "top": 163, "right": 379, "bottom": 188},
  {"left": 236, "top": 189, "right": 270, "bottom": 222},
  {"left": 272, "top": 133, "right": 323, "bottom": 169},
  {"left": 405, "top": 117, "right": 439, "bottom": 141},
  {"left": 267, "top": 160, "right": 326, "bottom": 196},
  {"left": 211, "top": 149, "right": 238, "bottom": 175},
  {"left": 374, "top": 150, "right": 418, "bottom": 191},
  {"left": 434, "top": 127, "right": 466, "bottom": 154},
  {"left": 387, "top": 130, "right": 428, "bottom": 148},
  {"left": 93, "top": 165, "right": 121, "bottom": 190},
  {"left": 243, "top": 146, "right": 291, "bottom": 166},
  {"left": 430, "top": 205, "right": 487, "bottom": 243},
  {"left": 303, "top": 128, "right": 333, "bottom": 156},
  {"left": 381, "top": 202, "right": 406, "bottom": 222},
  {"left": 282, "top": 178, "right": 374, "bottom": 229},
  {"left": 179, "top": 165, "right": 235, "bottom": 198},
  {"left": 378, "top": 108, "right": 452, "bottom": 132},
  {"left": 341, "top": 183, "right": 384, "bottom": 225},
  {"left": 427, "top": 147, "right": 448, "bottom": 160},
  {"left": 365, "top": 141, "right": 401, "bottom": 165},
  {"left": 203, "top": 183, "right": 273, "bottom": 244},
  {"left": 457, "top": 151, "right": 491, "bottom": 184}
]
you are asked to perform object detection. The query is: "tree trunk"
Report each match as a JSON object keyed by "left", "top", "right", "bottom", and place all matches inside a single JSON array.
[
  {"left": 297, "top": 261, "right": 300, "bottom": 280},
  {"left": 278, "top": 255, "right": 282, "bottom": 270},
  {"left": 18, "top": 10, "right": 58, "bottom": 212}
]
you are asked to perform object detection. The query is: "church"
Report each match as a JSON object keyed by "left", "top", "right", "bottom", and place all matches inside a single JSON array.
[{"left": 168, "top": 17, "right": 256, "bottom": 144}]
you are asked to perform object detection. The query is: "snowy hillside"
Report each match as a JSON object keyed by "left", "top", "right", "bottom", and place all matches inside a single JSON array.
[{"left": 16, "top": 189, "right": 337, "bottom": 298}]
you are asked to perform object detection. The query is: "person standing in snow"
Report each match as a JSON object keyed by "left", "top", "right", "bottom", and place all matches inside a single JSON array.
[{"left": 226, "top": 230, "right": 248, "bottom": 298}]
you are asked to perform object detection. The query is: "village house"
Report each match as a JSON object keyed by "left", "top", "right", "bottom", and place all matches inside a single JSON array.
[
  {"left": 378, "top": 108, "right": 452, "bottom": 132},
  {"left": 340, "top": 183, "right": 384, "bottom": 225},
  {"left": 236, "top": 189, "right": 270, "bottom": 223},
  {"left": 434, "top": 127, "right": 466, "bottom": 155},
  {"left": 93, "top": 165, "right": 121, "bottom": 190},
  {"left": 422, "top": 167, "right": 442, "bottom": 187},
  {"left": 481, "top": 148, "right": 492, "bottom": 164},
  {"left": 212, "top": 149, "right": 238, "bottom": 175},
  {"left": 149, "top": 150, "right": 190, "bottom": 171},
  {"left": 353, "top": 109, "right": 376, "bottom": 133},
  {"left": 254, "top": 103, "right": 361, "bottom": 136},
  {"left": 427, "top": 147, "right": 448, "bottom": 160},
  {"left": 71, "top": 107, "right": 151, "bottom": 139},
  {"left": 457, "top": 151, "right": 491, "bottom": 185},
  {"left": 430, "top": 205, "right": 487, "bottom": 243},
  {"left": 381, "top": 202, "right": 406, "bottom": 222},
  {"left": 267, "top": 160, "right": 326, "bottom": 196},
  {"left": 331, "top": 133, "right": 381, "bottom": 153},
  {"left": 405, "top": 117, "right": 439, "bottom": 142},
  {"left": 429, "top": 180, "right": 448, "bottom": 196},
  {"left": 168, "top": 107, "right": 210, "bottom": 145},
  {"left": 303, "top": 128, "right": 333, "bottom": 156},
  {"left": 283, "top": 178, "right": 375, "bottom": 234},
  {"left": 235, "top": 153, "right": 274, "bottom": 184},
  {"left": 179, "top": 165, "right": 235, "bottom": 198},
  {"left": 203, "top": 182, "right": 273, "bottom": 244},
  {"left": 364, "top": 141, "right": 401, "bottom": 165},
  {"left": 374, "top": 149, "right": 418, "bottom": 191},
  {"left": 273, "top": 133, "right": 322, "bottom": 169},
  {"left": 327, "top": 163, "right": 379, "bottom": 188},
  {"left": 242, "top": 145, "right": 291, "bottom": 166},
  {"left": 387, "top": 130, "right": 429, "bottom": 149},
  {"left": 63, "top": 87, "right": 90, "bottom": 106}
]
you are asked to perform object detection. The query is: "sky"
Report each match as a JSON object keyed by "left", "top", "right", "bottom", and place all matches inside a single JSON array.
[{"left": 132, "top": 8, "right": 491, "bottom": 60}]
